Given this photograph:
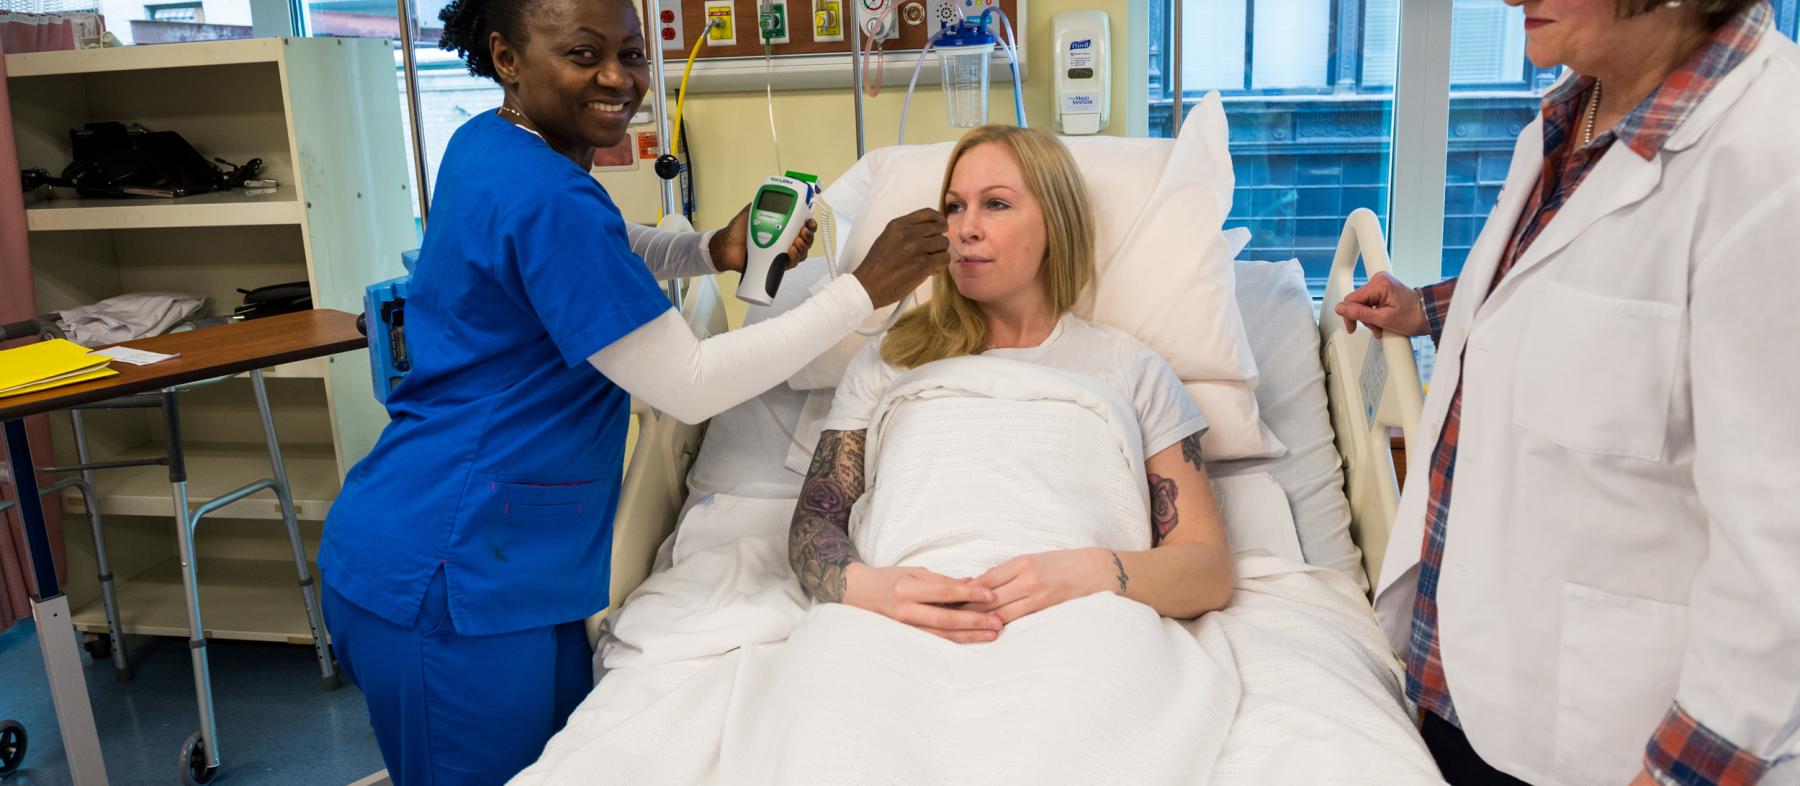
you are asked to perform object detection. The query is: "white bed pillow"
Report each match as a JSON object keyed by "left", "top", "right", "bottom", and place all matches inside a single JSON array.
[{"left": 800, "top": 94, "right": 1280, "bottom": 461}]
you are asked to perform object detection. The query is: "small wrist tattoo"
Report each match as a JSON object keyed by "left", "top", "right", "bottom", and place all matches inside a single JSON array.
[{"left": 1111, "top": 551, "right": 1129, "bottom": 593}]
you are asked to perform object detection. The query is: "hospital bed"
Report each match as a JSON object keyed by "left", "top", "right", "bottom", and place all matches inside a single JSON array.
[
  {"left": 527, "top": 94, "right": 1430, "bottom": 777},
  {"left": 597, "top": 207, "right": 1419, "bottom": 630},
  {"left": 513, "top": 204, "right": 1435, "bottom": 784}
]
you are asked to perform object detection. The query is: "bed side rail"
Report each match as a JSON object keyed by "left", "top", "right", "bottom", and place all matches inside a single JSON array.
[
  {"left": 1318, "top": 208, "right": 1424, "bottom": 598},
  {"left": 586, "top": 273, "right": 727, "bottom": 648}
]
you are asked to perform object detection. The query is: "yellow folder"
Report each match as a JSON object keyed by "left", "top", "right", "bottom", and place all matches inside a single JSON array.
[{"left": 0, "top": 339, "right": 117, "bottom": 398}]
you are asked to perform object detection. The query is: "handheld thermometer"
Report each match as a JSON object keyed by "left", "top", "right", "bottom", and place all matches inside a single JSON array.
[{"left": 739, "top": 170, "right": 819, "bottom": 305}]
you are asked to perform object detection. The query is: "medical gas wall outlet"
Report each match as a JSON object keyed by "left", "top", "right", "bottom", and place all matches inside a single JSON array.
[
  {"left": 657, "top": 0, "right": 685, "bottom": 50},
  {"left": 1052, "top": 9, "right": 1110, "bottom": 135},
  {"left": 858, "top": 0, "right": 897, "bottom": 42},
  {"left": 740, "top": 171, "right": 819, "bottom": 306},
  {"left": 705, "top": 0, "right": 737, "bottom": 45},
  {"left": 901, "top": 1, "right": 926, "bottom": 27},
  {"left": 813, "top": 0, "right": 844, "bottom": 41},
  {"left": 759, "top": 0, "right": 791, "bottom": 44}
]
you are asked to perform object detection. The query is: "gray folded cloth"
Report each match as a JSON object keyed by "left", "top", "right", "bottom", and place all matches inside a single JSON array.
[{"left": 53, "top": 292, "right": 205, "bottom": 347}]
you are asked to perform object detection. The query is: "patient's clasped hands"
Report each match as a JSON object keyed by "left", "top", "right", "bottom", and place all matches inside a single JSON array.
[
  {"left": 843, "top": 564, "right": 1003, "bottom": 644},
  {"left": 842, "top": 549, "right": 1116, "bottom": 644}
]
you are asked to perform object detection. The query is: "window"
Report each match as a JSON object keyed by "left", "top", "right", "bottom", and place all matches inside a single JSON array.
[
  {"left": 1150, "top": 0, "right": 1401, "bottom": 292},
  {"left": 1439, "top": 0, "right": 1561, "bottom": 279},
  {"left": 301, "top": 0, "right": 489, "bottom": 221},
  {"left": 98, "top": 0, "right": 252, "bottom": 43},
  {"left": 146, "top": 2, "right": 204, "bottom": 22}
]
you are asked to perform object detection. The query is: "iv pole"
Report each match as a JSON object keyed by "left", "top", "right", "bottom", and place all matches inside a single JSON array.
[
  {"left": 646, "top": 0, "right": 680, "bottom": 220},
  {"left": 851, "top": 11, "right": 866, "bottom": 158},
  {"left": 1168, "top": 0, "right": 1184, "bottom": 135},
  {"left": 644, "top": 0, "right": 684, "bottom": 304},
  {"left": 395, "top": 0, "right": 431, "bottom": 228}
]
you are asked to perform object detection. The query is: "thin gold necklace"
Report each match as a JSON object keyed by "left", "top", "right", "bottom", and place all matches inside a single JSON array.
[
  {"left": 1581, "top": 80, "right": 1603, "bottom": 147},
  {"left": 498, "top": 104, "right": 527, "bottom": 122}
]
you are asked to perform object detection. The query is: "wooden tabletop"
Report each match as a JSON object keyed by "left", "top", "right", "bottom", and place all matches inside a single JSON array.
[{"left": 0, "top": 309, "right": 367, "bottom": 421}]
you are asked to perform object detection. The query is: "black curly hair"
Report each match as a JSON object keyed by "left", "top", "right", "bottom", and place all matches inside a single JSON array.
[{"left": 438, "top": 0, "right": 542, "bottom": 81}]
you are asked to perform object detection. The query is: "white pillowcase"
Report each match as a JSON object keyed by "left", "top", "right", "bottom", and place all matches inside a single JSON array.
[{"left": 800, "top": 94, "right": 1282, "bottom": 461}]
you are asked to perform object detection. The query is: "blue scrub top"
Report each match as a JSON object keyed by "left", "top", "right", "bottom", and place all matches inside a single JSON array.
[{"left": 320, "top": 111, "right": 671, "bottom": 636}]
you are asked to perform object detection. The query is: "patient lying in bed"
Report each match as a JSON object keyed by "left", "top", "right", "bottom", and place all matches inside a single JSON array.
[
  {"left": 751, "top": 125, "right": 1243, "bottom": 782},
  {"left": 790, "top": 123, "right": 1235, "bottom": 640}
]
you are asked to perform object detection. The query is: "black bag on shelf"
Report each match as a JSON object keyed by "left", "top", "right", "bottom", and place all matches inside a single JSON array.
[
  {"left": 234, "top": 281, "right": 313, "bottom": 320},
  {"left": 56, "top": 122, "right": 262, "bottom": 199}
]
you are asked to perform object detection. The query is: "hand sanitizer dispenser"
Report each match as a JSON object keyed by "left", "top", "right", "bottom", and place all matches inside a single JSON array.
[{"left": 1053, "top": 10, "right": 1109, "bottom": 135}]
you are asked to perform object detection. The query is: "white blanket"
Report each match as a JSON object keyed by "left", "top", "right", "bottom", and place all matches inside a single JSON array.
[{"left": 517, "top": 360, "right": 1441, "bottom": 785}]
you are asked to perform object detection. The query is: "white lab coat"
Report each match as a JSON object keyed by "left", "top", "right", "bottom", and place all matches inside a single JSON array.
[{"left": 1372, "top": 31, "right": 1800, "bottom": 786}]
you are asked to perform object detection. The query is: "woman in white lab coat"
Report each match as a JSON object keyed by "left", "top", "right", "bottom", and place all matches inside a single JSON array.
[{"left": 1335, "top": 1, "right": 1799, "bottom": 784}]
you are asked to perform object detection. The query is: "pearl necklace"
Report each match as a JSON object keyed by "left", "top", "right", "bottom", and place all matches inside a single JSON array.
[{"left": 1581, "top": 80, "right": 1603, "bottom": 147}]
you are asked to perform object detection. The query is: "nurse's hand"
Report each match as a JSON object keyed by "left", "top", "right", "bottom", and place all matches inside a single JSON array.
[
  {"left": 1335, "top": 271, "right": 1429, "bottom": 339},
  {"left": 710, "top": 203, "right": 817, "bottom": 275},
  {"left": 853, "top": 209, "right": 952, "bottom": 308},
  {"left": 842, "top": 563, "right": 1003, "bottom": 644}
]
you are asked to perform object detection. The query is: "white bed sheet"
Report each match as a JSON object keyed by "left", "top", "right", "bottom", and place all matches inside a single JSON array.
[
  {"left": 522, "top": 493, "right": 1436, "bottom": 785},
  {"left": 530, "top": 259, "right": 1431, "bottom": 783}
]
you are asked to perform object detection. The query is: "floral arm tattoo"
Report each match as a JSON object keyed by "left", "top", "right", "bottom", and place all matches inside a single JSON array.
[
  {"left": 1149, "top": 433, "right": 1204, "bottom": 545},
  {"left": 789, "top": 429, "right": 868, "bottom": 602},
  {"left": 1180, "top": 432, "right": 1204, "bottom": 472},
  {"left": 1148, "top": 474, "right": 1179, "bottom": 544}
]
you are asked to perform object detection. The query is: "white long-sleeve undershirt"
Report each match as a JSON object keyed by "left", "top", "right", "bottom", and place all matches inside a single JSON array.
[
  {"left": 588, "top": 274, "right": 873, "bottom": 424},
  {"left": 627, "top": 223, "right": 720, "bottom": 281}
]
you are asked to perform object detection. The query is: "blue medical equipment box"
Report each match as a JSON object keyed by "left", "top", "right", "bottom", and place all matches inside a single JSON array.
[{"left": 364, "top": 250, "right": 417, "bottom": 403}]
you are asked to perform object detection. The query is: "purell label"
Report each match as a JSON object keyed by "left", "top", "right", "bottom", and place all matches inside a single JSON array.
[{"left": 1066, "top": 41, "right": 1095, "bottom": 69}]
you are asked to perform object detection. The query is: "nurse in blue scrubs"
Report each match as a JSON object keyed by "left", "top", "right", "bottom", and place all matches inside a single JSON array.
[{"left": 315, "top": 0, "right": 949, "bottom": 780}]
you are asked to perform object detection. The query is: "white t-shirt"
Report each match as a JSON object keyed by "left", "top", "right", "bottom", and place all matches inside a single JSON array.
[{"left": 820, "top": 315, "right": 1208, "bottom": 458}]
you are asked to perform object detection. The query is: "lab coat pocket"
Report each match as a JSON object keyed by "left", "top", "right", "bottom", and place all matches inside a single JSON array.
[
  {"left": 1512, "top": 280, "right": 1681, "bottom": 461},
  {"left": 1554, "top": 582, "right": 1687, "bottom": 784}
]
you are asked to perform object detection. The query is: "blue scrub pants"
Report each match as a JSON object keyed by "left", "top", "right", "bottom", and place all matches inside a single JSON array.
[{"left": 323, "top": 569, "right": 592, "bottom": 785}]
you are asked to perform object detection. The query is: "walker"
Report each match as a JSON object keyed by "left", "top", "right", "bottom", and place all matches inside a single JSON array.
[{"left": 0, "top": 317, "right": 337, "bottom": 785}]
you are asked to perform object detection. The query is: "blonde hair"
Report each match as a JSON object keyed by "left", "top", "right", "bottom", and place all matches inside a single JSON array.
[{"left": 881, "top": 125, "right": 1096, "bottom": 369}]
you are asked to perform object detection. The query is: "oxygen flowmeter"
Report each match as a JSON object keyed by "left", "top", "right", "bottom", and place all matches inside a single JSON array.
[{"left": 739, "top": 171, "right": 819, "bottom": 306}]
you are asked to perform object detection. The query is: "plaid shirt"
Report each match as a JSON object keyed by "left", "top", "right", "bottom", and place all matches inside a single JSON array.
[{"left": 1406, "top": 4, "right": 1775, "bottom": 785}]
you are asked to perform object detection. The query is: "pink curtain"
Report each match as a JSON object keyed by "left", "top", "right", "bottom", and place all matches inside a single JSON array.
[
  {"left": 0, "top": 12, "right": 105, "bottom": 54},
  {"left": 0, "top": 38, "right": 70, "bottom": 633}
]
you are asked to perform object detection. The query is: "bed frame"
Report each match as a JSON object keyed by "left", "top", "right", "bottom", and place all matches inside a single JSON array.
[{"left": 590, "top": 209, "right": 1423, "bottom": 643}]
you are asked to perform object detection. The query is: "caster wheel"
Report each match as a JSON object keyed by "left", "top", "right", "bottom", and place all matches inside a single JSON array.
[
  {"left": 179, "top": 731, "right": 218, "bottom": 785},
  {"left": 83, "top": 633, "right": 110, "bottom": 660},
  {"left": 0, "top": 720, "right": 26, "bottom": 777}
]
